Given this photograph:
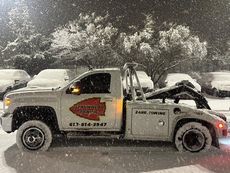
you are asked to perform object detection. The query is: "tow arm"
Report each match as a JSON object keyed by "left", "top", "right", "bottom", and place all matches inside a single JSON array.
[{"left": 144, "top": 84, "right": 211, "bottom": 109}]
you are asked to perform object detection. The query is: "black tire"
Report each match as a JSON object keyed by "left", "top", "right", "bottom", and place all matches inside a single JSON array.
[
  {"left": 16, "top": 120, "right": 52, "bottom": 151},
  {"left": 175, "top": 122, "right": 212, "bottom": 152}
]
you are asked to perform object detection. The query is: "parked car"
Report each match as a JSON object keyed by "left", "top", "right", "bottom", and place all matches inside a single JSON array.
[
  {"left": 199, "top": 71, "right": 230, "bottom": 97},
  {"left": 0, "top": 69, "right": 31, "bottom": 99},
  {"left": 123, "top": 71, "right": 154, "bottom": 92},
  {"left": 27, "top": 69, "right": 76, "bottom": 88},
  {"left": 164, "top": 73, "right": 201, "bottom": 91}
]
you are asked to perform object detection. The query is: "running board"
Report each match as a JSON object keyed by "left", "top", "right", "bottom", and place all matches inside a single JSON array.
[{"left": 66, "top": 132, "right": 122, "bottom": 139}]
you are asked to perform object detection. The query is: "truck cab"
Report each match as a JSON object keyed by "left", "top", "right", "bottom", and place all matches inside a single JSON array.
[
  {"left": 0, "top": 63, "right": 228, "bottom": 152},
  {"left": 60, "top": 68, "right": 124, "bottom": 132}
]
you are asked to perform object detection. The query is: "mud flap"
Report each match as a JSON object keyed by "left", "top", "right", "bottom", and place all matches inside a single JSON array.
[{"left": 212, "top": 137, "right": 220, "bottom": 148}]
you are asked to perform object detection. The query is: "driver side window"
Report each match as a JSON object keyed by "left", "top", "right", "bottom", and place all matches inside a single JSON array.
[{"left": 80, "top": 73, "right": 111, "bottom": 94}]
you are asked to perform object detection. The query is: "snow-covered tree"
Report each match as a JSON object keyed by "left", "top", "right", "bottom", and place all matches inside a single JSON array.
[
  {"left": 1, "top": 0, "right": 53, "bottom": 75},
  {"left": 0, "top": 45, "right": 3, "bottom": 67},
  {"left": 8, "top": 0, "right": 35, "bottom": 38},
  {"left": 119, "top": 15, "right": 207, "bottom": 85},
  {"left": 222, "top": 41, "right": 230, "bottom": 64},
  {"left": 50, "top": 13, "right": 121, "bottom": 68},
  {"left": 2, "top": 33, "right": 51, "bottom": 59}
]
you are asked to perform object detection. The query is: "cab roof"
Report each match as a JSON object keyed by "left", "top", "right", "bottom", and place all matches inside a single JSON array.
[{"left": 91, "top": 68, "right": 120, "bottom": 72}]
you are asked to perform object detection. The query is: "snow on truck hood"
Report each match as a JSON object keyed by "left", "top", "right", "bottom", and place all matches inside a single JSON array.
[
  {"left": 9, "top": 87, "right": 54, "bottom": 93},
  {"left": 5, "top": 87, "right": 56, "bottom": 98}
]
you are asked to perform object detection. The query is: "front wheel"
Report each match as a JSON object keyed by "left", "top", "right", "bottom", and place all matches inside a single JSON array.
[
  {"left": 16, "top": 120, "right": 52, "bottom": 151},
  {"left": 175, "top": 122, "right": 212, "bottom": 152}
]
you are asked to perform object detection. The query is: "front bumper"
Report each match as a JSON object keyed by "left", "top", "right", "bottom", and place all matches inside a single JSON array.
[{"left": 0, "top": 113, "right": 13, "bottom": 133}]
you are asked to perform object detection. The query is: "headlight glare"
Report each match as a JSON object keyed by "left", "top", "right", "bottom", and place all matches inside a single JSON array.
[{"left": 4, "top": 98, "right": 12, "bottom": 107}]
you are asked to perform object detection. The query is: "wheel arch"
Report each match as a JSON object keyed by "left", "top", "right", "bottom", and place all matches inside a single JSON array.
[
  {"left": 12, "top": 106, "right": 60, "bottom": 134},
  {"left": 172, "top": 118, "right": 219, "bottom": 148}
]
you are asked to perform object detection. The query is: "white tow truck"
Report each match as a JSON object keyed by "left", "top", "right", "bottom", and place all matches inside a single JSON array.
[{"left": 0, "top": 63, "right": 228, "bottom": 152}]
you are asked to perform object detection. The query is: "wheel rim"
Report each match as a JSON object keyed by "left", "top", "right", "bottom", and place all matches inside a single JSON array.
[
  {"left": 182, "top": 129, "right": 205, "bottom": 152},
  {"left": 22, "top": 127, "right": 45, "bottom": 150}
]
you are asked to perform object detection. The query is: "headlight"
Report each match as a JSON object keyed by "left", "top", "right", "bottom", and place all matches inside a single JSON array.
[{"left": 4, "top": 98, "right": 12, "bottom": 107}]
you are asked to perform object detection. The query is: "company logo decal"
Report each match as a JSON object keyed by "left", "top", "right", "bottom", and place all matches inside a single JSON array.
[{"left": 69, "top": 98, "right": 106, "bottom": 121}]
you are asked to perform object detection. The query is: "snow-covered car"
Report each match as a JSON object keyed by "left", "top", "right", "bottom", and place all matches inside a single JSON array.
[
  {"left": 27, "top": 69, "right": 76, "bottom": 88},
  {"left": 199, "top": 72, "right": 230, "bottom": 97},
  {"left": 0, "top": 69, "right": 31, "bottom": 100},
  {"left": 165, "top": 73, "right": 201, "bottom": 91},
  {"left": 123, "top": 71, "right": 154, "bottom": 92}
]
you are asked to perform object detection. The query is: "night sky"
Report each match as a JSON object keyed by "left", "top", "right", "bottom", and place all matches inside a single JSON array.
[{"left": 0, "top": 0, "right": 230, "bottom": 51}]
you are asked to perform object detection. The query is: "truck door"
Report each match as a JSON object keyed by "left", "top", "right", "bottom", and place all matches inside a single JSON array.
[{"left": 60, "top": 72, "right": 119, "bottom": 130}]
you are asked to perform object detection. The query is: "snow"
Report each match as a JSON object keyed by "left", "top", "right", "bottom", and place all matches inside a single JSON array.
[
  {"left": 0, "top": 69, "right": 30, "bottom": 80},
  {"left": 0, "top": 131, "right": 16, "bottom": 173},
  {"left": 165, "top": 73, "right": 201, "bottom": 91},
  {"left": 208, "top": 72, "right": 230, "bottom": 90},
  {"left": 27, "top": 79, "right": 67, "bottom": 88},
  {"left": 135, "top": 71, "right": 154, "bottom": 89},
  {"left": 0, "top": 70, "right": 30, "bottom": 92},
  {"left": 123, "top": 71, "right": 154, "bottom": 90},
  {"left": 33, "top": 69, "right": 70, "bottom": 79},
  {"left": 27, "top": 69, "right": 75, "bottom": 88},
  {"left": 142, "top": 165, "right": 213, "bottom": 173},
  {"left": 0, "top": 80, "right": 14, "bottom": 92},
  {"left": 0, "top": 132, "right": 227, "bottom": 173}
]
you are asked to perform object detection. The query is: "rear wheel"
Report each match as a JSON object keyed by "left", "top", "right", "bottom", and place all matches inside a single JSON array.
[
  {"left": 175, "top": 122, "right": 212, "bottom": 152},
  {"left": 16, "top": 120, "right": 52, "bottom": 151}
]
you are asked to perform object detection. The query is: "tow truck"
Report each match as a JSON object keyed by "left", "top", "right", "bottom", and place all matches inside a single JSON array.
[{"left": 0, "top": 63, "right": 228, "bottom": 152}]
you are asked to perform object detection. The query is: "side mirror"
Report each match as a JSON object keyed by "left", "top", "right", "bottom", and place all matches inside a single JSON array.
[{"left": 67, "top": 81, "right": 81, "bottom": 95}]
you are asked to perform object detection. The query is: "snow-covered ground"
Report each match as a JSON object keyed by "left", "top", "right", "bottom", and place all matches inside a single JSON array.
[
  {"left": 1, "top": 99, "right": 230, "bottom": 173},
  {"left": 1, "top": 130, "right": 230, "bottom": 173}
]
